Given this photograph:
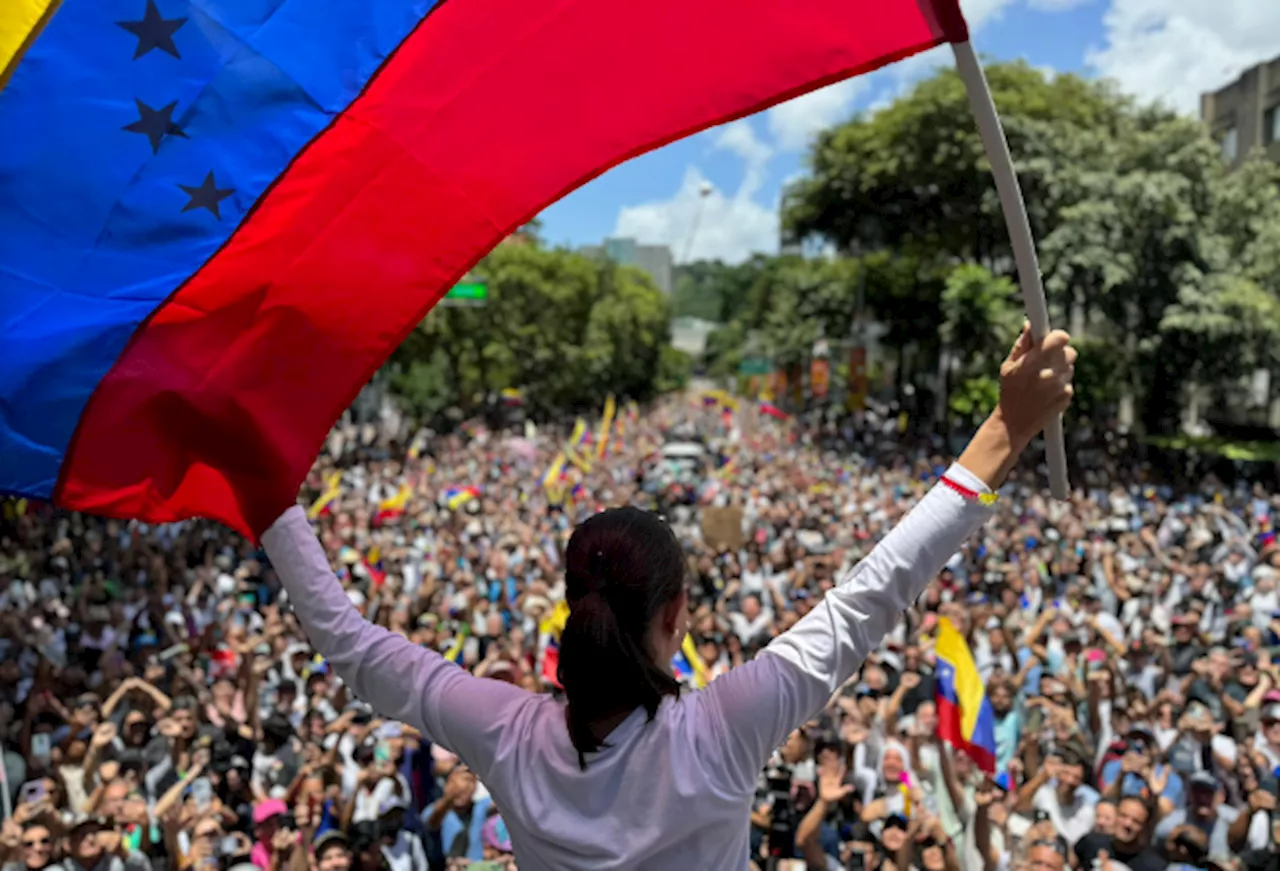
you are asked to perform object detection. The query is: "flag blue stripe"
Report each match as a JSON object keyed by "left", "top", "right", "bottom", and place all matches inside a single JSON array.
[
  {"left": 0, "top": 0, "right": 436, "bottom": 497},
  {"left": 970, "top": 697, "right": 996, "bottom": 751},
  {"left": 934, "top": 663, "right": 961, "bottom": 706}
]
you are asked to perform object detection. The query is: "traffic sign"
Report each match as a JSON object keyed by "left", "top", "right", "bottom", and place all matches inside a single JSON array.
[{"left": 441, "top": 282, "right": 489, "bottom": 306}]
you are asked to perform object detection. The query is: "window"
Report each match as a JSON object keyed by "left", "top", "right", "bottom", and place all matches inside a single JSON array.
[
  {"left": 1220, "top": 126, "right": 1239, "bottom": 161},
  {"left": 1266, "top": 106, "right": 1280, "bottom": 145}
]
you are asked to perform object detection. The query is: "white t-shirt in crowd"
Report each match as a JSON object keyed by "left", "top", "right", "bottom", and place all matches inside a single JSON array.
[
  {"left": 264, "top": 465, "right": 995, "bottom": 871},
  {"left": 382, "top": 829, "right": 429, "bottom": 871},
  {"left": 1032, "top": 782, "right": 1098, "bottom": 848}
]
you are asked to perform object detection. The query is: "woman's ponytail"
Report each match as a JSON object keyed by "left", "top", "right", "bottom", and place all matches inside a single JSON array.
[{"left": 557, "top": 508, "right": 686, "bottom": 770}]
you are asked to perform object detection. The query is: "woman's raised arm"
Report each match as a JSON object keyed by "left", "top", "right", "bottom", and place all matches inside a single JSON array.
[
  {"left": 262, "top": 507, "right": 531, "bottom": 778},
  {"left": 696, "top": 327, "right": 1075, "bottom": 792}
]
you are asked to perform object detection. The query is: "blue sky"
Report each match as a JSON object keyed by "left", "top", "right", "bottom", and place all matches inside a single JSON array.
[{"left": 538, "top": 0, "right": 1280, "bottom": 264}]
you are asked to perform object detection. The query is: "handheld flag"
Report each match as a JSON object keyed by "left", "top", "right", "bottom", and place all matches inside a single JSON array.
[
  {"left": 542, "top": 452, "right": 567, "bottom": 497},
  {"left": 443, "top": 624, "right": 470, "bottom": 665},
  {"left": 542, "top": 453, "right": 569, "bottom": 505},
  {"left": 934, "top": 617, "right": 997, "bottom": 773},
  {"left": 538, "top": 599, "right": 570, "bottom": 689},
  {"left": 500, "top": 388, "right": 524, "bottom": 407},
  {"left": 0, "top": 0, "right": 972, "bottom": 537},
  {"left": 443, "top": 485, "right": 480, "bottom": 510},
  {"left": 306, "top": 472, "right": 343, "bottom": 521},
  {"left": 538, "top": 600, "right": 571, "bottom": 638},
  {"left": 670, "top": 634, "right": 710, "bottom": 689},
  {"left": 758, "top": 400, "right": 788, "bottom": 421},
  {"left": 565, "top": 420, "right": 593, "bottom": 473},
  {"left": 596, "top": 395, "right": 616, "bottom": 459},
  {"left": 2, "top": 498, "right": 29, "bottom": 521},
  {"left": 373, "top": 483, "right": 412, "bottom": 524},
  {"left": 361, "top": 553, "right": 386, "bottom": 588}
]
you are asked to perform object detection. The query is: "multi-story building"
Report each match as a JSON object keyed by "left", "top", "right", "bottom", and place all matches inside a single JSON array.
[
  {"left": 580, "top": 237, "right": 674, "bottom": 294},
  {"left": 1200, "top": 54, "right": 1280, "bottom": 168}
]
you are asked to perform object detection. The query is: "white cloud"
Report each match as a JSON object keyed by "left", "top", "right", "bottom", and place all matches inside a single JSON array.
[
  {"left": 713, "top": 120, "right": 772, "bottom": 199},
  {"left": 613, "top": 122, "right": 779, "bottom": 264},
  {"left": 959, "top": 0, "right": 1021, "bottom": 27},
  {"left": 766, "top": 80, "right": 869, "bottom": 151},
  {"left": 1026, "top": 0, "right": 1094, "bottom": 10},
  {"left": 1087, "top": 0, "right": 1280, "bottom": 115}
]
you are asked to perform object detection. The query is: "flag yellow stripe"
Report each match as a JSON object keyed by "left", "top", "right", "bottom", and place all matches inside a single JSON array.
[
  {"left": 1, "top": 0, "right": 58, "bottom": 92},
  {"left": 936, "top": 618, "right": 985, "bottom": 740},
  {"left": 681, "top": 634, "right": 710, "bottom": 689},
  {"left": 596, "top": 394, "right": 616, "bottom": 458}
]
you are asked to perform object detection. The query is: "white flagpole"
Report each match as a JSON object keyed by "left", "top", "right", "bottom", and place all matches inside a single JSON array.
[{"left": 951, "top": 40, "right": 1070, "bottom": 500}]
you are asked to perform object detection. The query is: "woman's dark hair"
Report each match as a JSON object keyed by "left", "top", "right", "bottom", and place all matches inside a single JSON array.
[{"left": 558, "top": 507, "right": 686, "bottom": 770}]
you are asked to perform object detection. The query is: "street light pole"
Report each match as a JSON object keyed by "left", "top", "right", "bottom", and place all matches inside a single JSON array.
[{"left": 682, "top": 181, "right": 714, "bottom": 263}]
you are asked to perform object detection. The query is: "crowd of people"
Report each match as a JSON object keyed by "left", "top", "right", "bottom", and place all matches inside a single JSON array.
[{"left": 0, "top": 393, "right": 1278, "bottom": 871}]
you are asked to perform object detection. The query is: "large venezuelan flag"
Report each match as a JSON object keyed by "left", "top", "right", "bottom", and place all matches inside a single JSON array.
[
  {"left": 934, "top": 617, "right": 997, "bottom": 773},
  {"left": 0, "top": 0, "right": 970, "bottom": 538}
]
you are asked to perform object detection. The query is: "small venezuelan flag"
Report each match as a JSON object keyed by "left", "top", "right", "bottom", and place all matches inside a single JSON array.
[
  {"left": 934, "top": 617, "right": 997, "bottom": 773},
  {"left": 565, "top": 419, "right": 592, "bottom": 472},
  {"left": 538, "top": 600, "right": 570, "bottom": 689},
  {"left": 671, "top": 635, "right": 710, "bottom": 689},
  {"left": 443, "top": 624, "right": 470, "bottom": 665},
  {"left": 715, "top": 454, "right": 738, "bottom": 480},
  {"left": 306, "top": 471, "right": 344, "bottom": 520},
  {"left": 596, "top": 394, "right": 616, "bottom": 459},
  {"left": 373, "top": 482, "right": 412, "bottom": 524},
  {"left": 758, "top": 400, "right": 787, "bottom": 421},
  {"left": 361, "top": 553, "right": 386, "bottom": 587},
  {"left": 538, "top": 600, "right": 571, "bottom": 638},
  {"left": 444, "top": 485, "right": 480, "bottom": 510},
  {"left": 542, "top": 456, "right": 568, "bottom": 505}
]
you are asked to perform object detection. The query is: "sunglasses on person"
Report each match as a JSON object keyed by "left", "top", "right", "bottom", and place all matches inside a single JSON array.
[
  {"left": 1030, "top": 840, "right": 1069, "bottom": 856},
  {"left": 22, "top": 837, "right": 52, "bottom": 850}
]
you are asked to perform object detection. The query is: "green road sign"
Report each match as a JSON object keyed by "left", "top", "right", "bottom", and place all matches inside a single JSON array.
[
  {"left": 442, "top": 282, "right": 489, "bottom": 305},
  {"left": 738, "top": 357, "right": 771, "bottom": 376}
]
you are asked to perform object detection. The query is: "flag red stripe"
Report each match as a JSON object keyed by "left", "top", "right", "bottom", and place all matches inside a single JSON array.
[
  {"left": 58, "top": 0, "right": 963, "bottom": 536},
  {"left": 936, "top": 696, "right": 997, "bottom": 773}
]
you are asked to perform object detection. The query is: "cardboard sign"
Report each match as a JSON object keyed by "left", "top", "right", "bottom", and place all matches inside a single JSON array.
[{"left": 702, "top": 506, "right": 744, "bottom": 551}]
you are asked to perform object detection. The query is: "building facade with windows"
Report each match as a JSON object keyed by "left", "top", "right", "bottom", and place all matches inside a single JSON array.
[
  {"left": 580, "top": 237, "right": 674, "bottom": 294},
  {"left": 1200, "top": 54, "right": 1280, "bottom": 168}
]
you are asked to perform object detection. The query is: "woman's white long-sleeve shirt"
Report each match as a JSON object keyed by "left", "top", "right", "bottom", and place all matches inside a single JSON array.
[{"left": 262, "top": 463, "right": 994, "bottom": 871}]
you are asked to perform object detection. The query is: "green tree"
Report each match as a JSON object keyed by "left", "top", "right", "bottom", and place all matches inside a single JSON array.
[
  {"left": 1042, "top": 117, "right": 1280, "bottom": 432},
  {"left": 390, "top": 243, "right": 676, "bottom": 420},
  {"left": 940, "top": 264, "right": 1022, "bottom": 422},
  {"left": 670, "top": 255, "right": 775, "bottom": 324},
  {"left": 783, "top": 60, "right": 1126, "bottom": 267},
  {"left": 782, "top": 59, "right": 1280, "bottom": 434}
]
